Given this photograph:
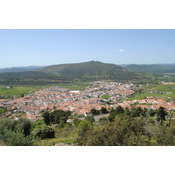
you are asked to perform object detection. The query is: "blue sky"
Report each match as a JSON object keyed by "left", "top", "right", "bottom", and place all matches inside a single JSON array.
[{"left": 0, "top": 29, "right": 175, "bottom": 68}]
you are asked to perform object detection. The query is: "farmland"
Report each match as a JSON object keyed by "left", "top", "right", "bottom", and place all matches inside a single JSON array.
[{"left": 127, "top": 84, "right": 175, "bottom": 101}]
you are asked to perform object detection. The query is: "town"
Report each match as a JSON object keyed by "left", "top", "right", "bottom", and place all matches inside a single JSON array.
[{"left": 1, "top": 81, "right": 175, "bottom": 122}]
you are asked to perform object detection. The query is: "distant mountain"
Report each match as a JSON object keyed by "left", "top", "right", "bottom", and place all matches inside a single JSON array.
[
  {"left": 36, "top": 61, "right": 127, "bottom": 74},
  {"left": 36, "top": 61, "right": 160, "bottom": 82},
  {"left": 0, "top": 71, "right": 73, "bottom": 85},
  {"left": 0, "top": 61, "right": 165, "bottom": 85},
  {"left": 0, "top": 66, "right": 45, "bottom": 73},
  {"left": 124, "top": 64, "right": 175, "bottom": 74}
]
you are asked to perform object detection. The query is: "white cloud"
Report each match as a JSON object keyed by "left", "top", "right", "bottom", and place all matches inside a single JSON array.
[{"left": 119, "top": 49, "right": 124, "bottom": 52}]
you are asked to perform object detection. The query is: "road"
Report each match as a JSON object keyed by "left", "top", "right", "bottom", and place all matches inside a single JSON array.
[{"left": 78, "top": 114, "right": 110, "bottom": 121}]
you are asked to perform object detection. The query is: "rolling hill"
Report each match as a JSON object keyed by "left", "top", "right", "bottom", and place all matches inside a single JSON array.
[
  {"left": 124, "top": 64, "right": 175, "bottom": 74},
  {"left": 0, "top": 66, "right": 45, "bottom": 74},
  {"left": 0, "top": 61, "right": 165, "bottom": 85},
  {"left": 36, "top": 61, "right": 161, "bottom": 82},
  {"left": 36, "top": 61, "right": 127, "bottom": 74},
  {"left": 0, "top": 71, "right": 73, "bottom": 85}
]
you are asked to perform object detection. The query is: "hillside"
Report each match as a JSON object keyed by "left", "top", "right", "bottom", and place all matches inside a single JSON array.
[
  {"left": 36, "top": 61, "right": 162, "bottom": 82},
  {"left": 0, "top": 61, "right": 164, "bottom": 85},
  {"left": 0, "top": 66, "right": 45, "bottom": 74},
  {"left": 36, "top": 61, "right": 127, "bottom": 74},
  {"left": 124, "top": 64, "right": 175, "bottom": 74},
  {"left": 0, "top": 71, "right": 73, "bottom": 85}
]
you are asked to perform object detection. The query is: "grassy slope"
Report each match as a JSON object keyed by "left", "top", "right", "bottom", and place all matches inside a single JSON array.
[
  {"left": 0, "top": 82, "right": 93, "bottom": 98},
  {"left": 0, "top": 85, "right": 49, "bottom": 97},
  {"left": 127, "top": 84, "right": 175, "bottom": 101},
  {"left": 36, "top": 61, "right": 125, "bottom": 73},
  {"left": 125, "top": 64, "right": 175, "bottom": 74},
  {"left": 32, "top": 119, "right": 77, "bottom": 146}
]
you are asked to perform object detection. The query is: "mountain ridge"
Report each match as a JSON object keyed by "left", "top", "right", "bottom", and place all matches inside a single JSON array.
[
  {"left": 36, "top": 61, "right": 127, "bottom": 74},
  {"left": 0, "top": 66, "right": 45, "bottom": 74}
]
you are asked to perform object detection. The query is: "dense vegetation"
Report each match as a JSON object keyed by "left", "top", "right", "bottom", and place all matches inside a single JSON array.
[
  {"left": 36, "top": 61, "right": 161, "bottom": 82},
  {"left": 0, "top": 66, "right": 45, "bottom": 74},
  {"left": 0, "top": 117, "right": 33, "bottom": 146},
  {"left": 42, "top": 110, "right": 71, "bottom": 125},
  {"left": 0, "top": 106, "right": 174, "bottom": 146},
  {"left": 75, "top": 106, "right": 174, "bottom": 146},
  {"left": 76, "top": 116, "right": 175, "bottom": 146},
  {"left": 36, "top": 61, "right": 127, "bottom": 74},
  {"left": 0, "top": 108, "right": 7, "bottom": 113},
  {"left": 0, "top": 61, "right": 171, "bottom": 86},
  {"left": 127, "top": 84, "right": 175, "bottom": 101},
  {"left": 0, "top": 71, "right": 73, "bottom": 85},
  {"left": 125, "top": 64, "right": 175, "bottom": 74}
]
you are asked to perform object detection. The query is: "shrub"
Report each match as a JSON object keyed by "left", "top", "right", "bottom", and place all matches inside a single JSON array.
[
  {"left": 0, "top": 117, "right": 33, "bottom": 146},
  {"left": 77, "top": 120, "right": 92, "bottom": 134},
  {"left": 34, "top": 126, "right": 55, "bottom": 139},
  {"left": 100, "top": 107, "right": 108, "bottom": 114},
  {"left": 84, "top": 116, "right": 95, "bottom": 123},
  {"left": 0, "top": 117, "right": 32, "bottom": 137},
  {"left": 76, "top": 116, "right": 149, "bottom": 146},
  {"left": 4, "top": 129, "right": 33, "bottom": 146},
  {"left": 65, "top": 122, "right": 72, "bottom": 127},
  {"left": 57, "top": 122, "right": 65, "bottom": 129},
  {"left": 98, "top": 117, "right": 108, "bottom": 123},
  {"left": 73, "top": 118, "right": 82, "bottom": 126},
  {"left": 78, "top": 114, "right": 85, "bottom": 118}
]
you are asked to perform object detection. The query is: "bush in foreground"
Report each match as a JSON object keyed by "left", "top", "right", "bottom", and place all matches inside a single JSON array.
[
  {"left": 0, "top": 117, "right": 33, "bottom": 146},
  {"left": 34, "top": 126, "right": 55, "bottom": 139}
]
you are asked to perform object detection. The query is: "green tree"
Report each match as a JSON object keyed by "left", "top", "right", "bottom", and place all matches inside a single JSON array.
[
  {"left": 125, "top": 107, "right": 130, "bottom": 116},
  {"left": 141, "top": 108, "right": 148, "bottom": 117},
  {"left": 76, "top": 116, "right": 150, "bottom": 146},
  {"left": 98, "top": 117, "right": 108, "bottom": 123},
  {"left": 84, "top": 116, "right": 95, "bottom": 123},
  {"left": 110, "top": 108, "right": 115, "bottom": 113},
  {"left": 130, "top": 107, "right": 137, "bottom": 117},
  {"left": 152, "top": 124, "right": 175, "bottom": 146},
  {"left": 115, "top": 106, "right": 124, "bottom": 115},
  {"left": 33, "top": 126, "right": 55, "bottom": 139},
  {"left": 148, "top": 109, "right": 156, "bottom": 117},
  {"left": 14, "top": 118, "right": 32, "bottom": 136},
  {"left": 0, "top": 117, "right": 33, "bottom": 146},
  {"left": 108, "top": 113, "right": 116, "bottom": 122},
  {"left": 156, "top": 106, "right": 167, "bottom": 123},
  {"left": 168, "top": 110, "right": 175, "bottom": 127},
  {"left": 136, "top": 107, "right": 143, "bottom": 117},
  {"left": 117, "top": 113, "right": 125, "bottom": 121},
  {"left": 4, "top": 129, "right": 33, "bottom": 146},
  {"left": 73, "top": 118, "right": 82, "bottom": 126},
  {"left": 100, "top": 107, "right": 108, "bottom": 114},
  {"left": 91, "top": 108, "right": 97, "bottom": 115},
  {"left": 77, "top": 120, "right": 92, "bottom": 134},
  {"left": 42, "top": 111, "right": 50, "bottom": 125},
  {"left": 20, "top": 93, "right": 24, "bottom": 97}
]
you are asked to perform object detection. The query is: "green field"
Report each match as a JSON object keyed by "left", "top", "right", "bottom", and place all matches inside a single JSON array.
[
  {"left": 102, "top": 94, "right": 111, "bottom": 99},
  {"left": 127, "top": 84, "right": 175, "bottom": 101},
  {"left": 142, "top": 84, "right": 175, "bottom": 92},
  {"left": 0, "top": 85, "right": 49, "bottom": 97},
  {"left": 0, "top": 82, "right": 93, "bottom": 98}
]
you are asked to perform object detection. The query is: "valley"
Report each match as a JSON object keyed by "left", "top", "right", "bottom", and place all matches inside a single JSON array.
[{"left": 1, "top": 61, "right": 175, "bottom": 146}]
